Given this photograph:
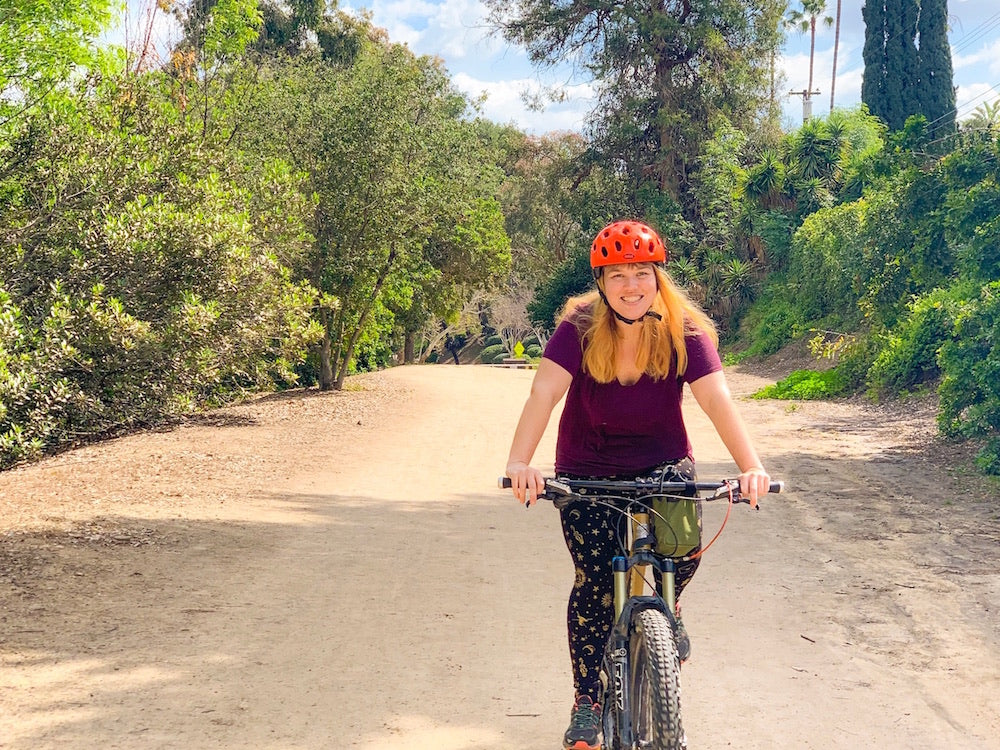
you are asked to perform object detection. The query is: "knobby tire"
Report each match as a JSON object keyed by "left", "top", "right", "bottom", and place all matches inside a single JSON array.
[{"left": 629, "top": 608, "right": 685, "bottom": 750}]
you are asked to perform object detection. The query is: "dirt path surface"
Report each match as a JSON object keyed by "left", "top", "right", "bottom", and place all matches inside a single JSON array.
[{"left": 2, "top": 364, "right": 999, "bottom": 749}]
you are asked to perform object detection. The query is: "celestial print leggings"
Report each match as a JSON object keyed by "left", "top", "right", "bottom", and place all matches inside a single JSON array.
[{"left": 557, "top": 461, "right": 701, "bottom": 703}]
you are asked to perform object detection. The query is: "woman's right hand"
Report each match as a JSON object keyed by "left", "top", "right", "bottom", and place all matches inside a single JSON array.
[{"left": 505, "top": 461, "right": 546, "bottom": 506}]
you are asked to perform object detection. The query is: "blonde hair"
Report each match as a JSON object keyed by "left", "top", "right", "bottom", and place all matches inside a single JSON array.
[{"left": 559, "top": 265, "right": 718, "bottom": 383}]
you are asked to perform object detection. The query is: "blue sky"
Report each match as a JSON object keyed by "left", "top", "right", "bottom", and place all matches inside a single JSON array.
[{"left": 120, "top": 0, "right": 1000, "bottom": 135}]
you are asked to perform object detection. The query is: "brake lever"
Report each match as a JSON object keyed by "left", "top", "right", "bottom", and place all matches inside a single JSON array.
[{"left": 712, "top": 479, "right": 762, "bottom": 509}]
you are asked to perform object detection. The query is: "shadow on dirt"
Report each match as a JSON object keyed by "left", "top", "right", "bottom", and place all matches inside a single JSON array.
[
  {"left": 0, "top": 489, "right": 565, "bottom": 749},
  {"left": 3, "top": 449, "right": 999, "bottom": 749}
]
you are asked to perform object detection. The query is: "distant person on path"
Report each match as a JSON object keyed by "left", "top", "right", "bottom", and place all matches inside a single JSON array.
[
  {"left": 444, "top": 332, "right": 465, "bottom": 365},
  {"left": 504, "top": 220, "right": 772, "bottom": 750}
]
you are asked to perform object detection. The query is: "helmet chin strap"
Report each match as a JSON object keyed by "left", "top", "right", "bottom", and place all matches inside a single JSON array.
[{"left": 596, "top": 286, "right": 663, "bottom": 325}]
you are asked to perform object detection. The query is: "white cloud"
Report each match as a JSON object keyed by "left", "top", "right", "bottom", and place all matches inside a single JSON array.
[
  {"left": 453, "top": 72, "right": 595, "bottom": 134},
  {"left": 831, "top": 66, "right": 864, "bottom": 110},
  {"left": 344, "top": 0, "right": 498, "bottom": 61},
  {"left": 953, "top": 38, "right": 1000, "bottom": 80},
  {"left": 427, "top": 0, "right": 497, "bottom": 60},
  {"left": 356, "top": 0, "right": 427, "bottom": 49},
  {"left": 956, "top": 81, "right": 1000, "bottom": 120}
]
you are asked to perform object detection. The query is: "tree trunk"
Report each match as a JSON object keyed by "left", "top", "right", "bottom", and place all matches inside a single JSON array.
[
  {"left": 334, "top": 249, "right": 398, "bottom": 390},
  {"left": 404, "top": 332, "right": 415, "bottom": 364},
  {"left": 830, "top": 0, "right": 842, "bottom": 112},
  {"left": 325, "top": 304, "right": 348, "bottom": 391},
  {"left": 808, "top": 16, "right": 816, "bottom": 95},
  {"left": 319, "top": 331, "right": 334, "bottom": 391},
  {"left": 318, "top": 307, "right": 335, "bottom": 391},
  {"left": 770, "top": 49, "right": 776, "bottom": 110}
]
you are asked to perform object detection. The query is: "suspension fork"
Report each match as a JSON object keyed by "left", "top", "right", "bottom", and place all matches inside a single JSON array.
[
  {"left": 614, "top": 508, "right": 679, "bottom": 618},
  {"left": 627, "top": 509, "right": 653, "bottom": 597}
]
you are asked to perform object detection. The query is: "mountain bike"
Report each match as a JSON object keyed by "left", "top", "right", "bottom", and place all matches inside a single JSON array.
[{"left": 499, "top": 474, "right": 783, "bottom": 750}]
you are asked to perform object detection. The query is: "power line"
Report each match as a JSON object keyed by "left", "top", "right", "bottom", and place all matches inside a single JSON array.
[
  {"left": 950, "top": 10, "right": 1000, "bottom": 56},
  {"left": 923, "top": 78, "right": 1000, "bottom": 142},
  {"left": 787, "top": 2, "right": 1000, "bottom": 117}
]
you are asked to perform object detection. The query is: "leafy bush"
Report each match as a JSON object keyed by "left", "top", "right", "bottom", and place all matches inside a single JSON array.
[
  {"left": 787, "top": 201, "right": 868, "bottom": 325},
  {"left": 479, "top": 343, "right": 507, "bottom": 363},
  {"left": 938, "top": 281, "right": 1000, "bottom": 474},
  {"left": 866, "top": 284, "right": 972, "bottom": 396},
  {"left": 528, "top": 249, "right": 593, "bottom": 331},
  {"left": 737, "top": 289, "right": 805, "bottom": 357},
  {"left": 753, "top": 368, "right": 850, "bottom": 400},
  {"left": 0, "top": 77, "right": 319, "bottom": 468}
]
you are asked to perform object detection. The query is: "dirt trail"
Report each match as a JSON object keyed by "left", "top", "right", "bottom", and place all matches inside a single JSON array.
[{"left": 1, "top": 364, "right": 999, "bottom": 749}]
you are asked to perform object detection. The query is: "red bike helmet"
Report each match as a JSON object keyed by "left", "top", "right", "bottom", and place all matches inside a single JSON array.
[{"left": 590, "top": 220, "right": 667, "bottom": 271}]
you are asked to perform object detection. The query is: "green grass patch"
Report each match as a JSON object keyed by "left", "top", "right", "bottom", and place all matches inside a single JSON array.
[{"left": 753, "top": 368, "right": 849, "bottom": 400}]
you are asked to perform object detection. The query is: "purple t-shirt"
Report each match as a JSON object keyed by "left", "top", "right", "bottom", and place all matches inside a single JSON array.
[{"left": 543, "top": 312, "right": 722, "bottom": 476}]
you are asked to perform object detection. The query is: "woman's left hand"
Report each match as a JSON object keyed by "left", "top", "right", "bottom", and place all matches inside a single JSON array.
[{"left": 738, "top": 466, "right": 771, "bottom": 509}]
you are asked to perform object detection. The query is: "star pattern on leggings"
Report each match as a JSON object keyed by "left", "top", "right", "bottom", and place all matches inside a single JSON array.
[{"left": 560, "top": 497, "right": 702, "bottom": 700}]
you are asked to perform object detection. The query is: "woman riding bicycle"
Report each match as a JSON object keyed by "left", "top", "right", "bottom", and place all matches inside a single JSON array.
[{"left": 504, "top": 220, "right": 772, "bottom": 750}]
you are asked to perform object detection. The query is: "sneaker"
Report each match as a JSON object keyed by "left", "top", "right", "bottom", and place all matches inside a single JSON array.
[
  {"left": 674, "top": 604, "right": 691, "bottom": 663},
  {"left": 563, "top": 695, "right": 602, "bottom": 750}
]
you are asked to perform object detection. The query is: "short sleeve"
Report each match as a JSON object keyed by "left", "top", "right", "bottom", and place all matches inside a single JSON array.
[
  {"left": 542, "top": 317, "right": 584, "bottom": 376},
  {"left": 682, "top": 328, "right": 723, "bottom": 384}
]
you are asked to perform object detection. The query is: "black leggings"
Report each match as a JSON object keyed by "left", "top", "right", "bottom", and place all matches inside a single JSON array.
[{"left": 557, "top": 464, "right": 701, "bottom": 703}]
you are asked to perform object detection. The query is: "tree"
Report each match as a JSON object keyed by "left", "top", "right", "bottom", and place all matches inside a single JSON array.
[
  {"left": 916, "top": 0, "right": 955, "bottom": 139},
  {"left": 963, "top": 99, "right": 1000, "bottom": 134},
  {"left": 172, "top": 0, "right": 330, "bottom": 56},
  {"left": 862, "top": 0, "right": 918, "bottom": 131},
  {"left": 830, "top": 0, "right": 842, "bottom": 111},
  {"left": 486, "top": 0, "right": 785, "bottom": 229},
  {"left": 0, "top": 72, "right": 319, "bottom": 466},
  {"left": 487, "top": 284, "right": 537, "bottom": 360},
  {"left": 237, "top": 30, "right": 510, "bottom": 388},
  {"left": 785, "top": 1, "right": 834, "bottom": 112},
  {"left": 862, "top": 0, "right": 953, "bottom": 134},
  {"left": 0, "top": 0, "right": 114, "bottom": 122},
  {"left": 861, "top": 0, "right": 886, "bottom": 120},
  {"left": 885, "top": 0, "right": 920, "bottom": 128},
  {"left": 497, "top": 130, "right": 594, "bottom": 279}
]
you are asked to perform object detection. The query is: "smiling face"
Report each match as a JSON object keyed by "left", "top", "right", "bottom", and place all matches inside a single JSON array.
[{"left": 600, "top": 263, "right": 658, "bottom": 322}]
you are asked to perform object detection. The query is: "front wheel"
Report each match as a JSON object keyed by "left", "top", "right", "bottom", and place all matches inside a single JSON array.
[{"left": 629, "top": 608, "right": 686, "bottom": 749}]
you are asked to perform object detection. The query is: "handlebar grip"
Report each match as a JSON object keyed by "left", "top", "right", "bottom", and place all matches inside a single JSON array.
[
  {"left": 499, "top": 477, "right": 512, "bottom": 489},
  {"left": 770, "top": 481, "right": 784, "bottom": 493}
]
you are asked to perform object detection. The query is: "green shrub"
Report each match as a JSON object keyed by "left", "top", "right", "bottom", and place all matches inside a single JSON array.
[
  {"left": 739, "top": 290, "right": 805, "bottom": 357},
  {"left": 753, "top": 368, "right": 850, "bottom": 400},
  {"left": 479, "top": 343, "right": 506, "bottom": 363},
  {"left": 787, "top": 201, "right": 868, "bottom": 325},
  {"left": 938, "top": 281, "right": 1000, "bottom": 474},
  {"left": 0, "top": 78, "right": 318, "bottom": 468},
  {"left": 867, "top": 284, "right": 972, "bottom": 396},
  {"left": 525, "top": 344, "right": 542, "bottom": 359}
]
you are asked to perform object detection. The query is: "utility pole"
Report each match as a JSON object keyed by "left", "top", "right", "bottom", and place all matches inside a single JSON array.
[{"left": 789, "top": 88, "right": 822, "bottom": 122}]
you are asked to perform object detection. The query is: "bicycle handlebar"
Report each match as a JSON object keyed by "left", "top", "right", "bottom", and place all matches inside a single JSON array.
[{"left": 497, "top": 476, "right": 784, "bottom": 501}]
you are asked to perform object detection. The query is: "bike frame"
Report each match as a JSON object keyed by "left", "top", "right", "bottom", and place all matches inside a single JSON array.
[
  {"left": 499, "top": 475, "right": 781, "bottom": 750},
  {"left": 609, "top": 504, "right": 683, "bottom": 749}
]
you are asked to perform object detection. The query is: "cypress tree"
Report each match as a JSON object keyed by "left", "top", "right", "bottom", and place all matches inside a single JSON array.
[
  {"left": 917, "top": 0, "right": 956, "bottom": 136},
  {"left": 861, "top": 1, "right": 887, "bottom": 121},
  {"left": 884, "top": 0, "right": 919, "bottom": 130},
  {"left": 862, "top": 0, "right": 954, "bottom": 133}
]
